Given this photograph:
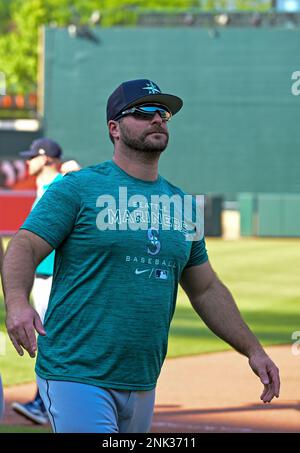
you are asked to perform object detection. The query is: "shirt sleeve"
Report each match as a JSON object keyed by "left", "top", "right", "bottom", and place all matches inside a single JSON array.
[
  {"left": 20, "top": 172, "right": 81, "bottom": 249},
  {"left": 184, "top": 236, "right": 208, "bottom": 269}
]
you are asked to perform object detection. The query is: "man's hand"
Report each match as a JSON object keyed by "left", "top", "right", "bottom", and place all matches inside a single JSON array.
[
  {"left": 2, "top": 230, "right": 52, "bottom": 358},
  {"left": 248, "top": 352, "right": 280, "bottom": 403},
  {"left": 6, "top": 302, "right": 46, "bottom": 358},
  {"left": 181, "top": 263, "right": 281, "bottom": 404}
]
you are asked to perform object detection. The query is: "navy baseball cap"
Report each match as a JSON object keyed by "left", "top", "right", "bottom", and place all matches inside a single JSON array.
[
  {"left": 19, "top": 138, "right": 63, "bottom": 159},
  {"left": 106, "top": 79, "right": 183, "bottom": 122}
]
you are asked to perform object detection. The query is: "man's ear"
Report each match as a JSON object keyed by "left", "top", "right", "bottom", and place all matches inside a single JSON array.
[
  {"left": 44, "top": 156, "right": 53, "bottom": 166},
  {"left": 108, "top": 120, "right": 120, "bottom": 142}
]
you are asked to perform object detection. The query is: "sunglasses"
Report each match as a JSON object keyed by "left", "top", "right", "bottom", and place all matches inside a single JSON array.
[{"left": 114, "top": 104, "right": 172, "bottom": 122}]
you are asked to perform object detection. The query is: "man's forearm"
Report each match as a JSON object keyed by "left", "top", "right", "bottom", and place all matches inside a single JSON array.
[
  {"left": 3, "top": 230, "right": 51, "bottom": 357},
  {"left": 192, "top": 277, "right": 265, "bottom": 358},
  {"left": 2, "top": 235, "right": 37, "bottom": 308}
]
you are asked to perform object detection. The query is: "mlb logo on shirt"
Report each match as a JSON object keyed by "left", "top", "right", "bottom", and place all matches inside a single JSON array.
[{"left": 155, "top": 269, "right": 168, "bottom": 280}]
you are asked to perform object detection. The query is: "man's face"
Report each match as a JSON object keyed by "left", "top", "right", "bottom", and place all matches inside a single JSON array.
[
  {"left": 27, "top": 155, "right": 47, "bottom": 176},
  {"left": 117, "top": 111, "right": 169, "bottom": 153}
]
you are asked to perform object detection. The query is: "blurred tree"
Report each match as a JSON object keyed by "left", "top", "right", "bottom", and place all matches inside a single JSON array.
[
  {"left": 0, "top": 0, "right": 12, "bottom": 33},
  {"left": 0, "top": 0, "right": 272, "bottom": 94},
  {"left": 0, "top": 0, "right": 199, "bottom": 93},
  {"left": 0, "top": 0, "right": 78, "bottom": 93},
  {"left": 202, "top": 0, "right": 271, "bottom": 10}
]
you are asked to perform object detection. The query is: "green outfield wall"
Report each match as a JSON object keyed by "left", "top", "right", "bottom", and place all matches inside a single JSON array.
[{"left": 43, "top": 27, "right": 300, "bottom": 198}]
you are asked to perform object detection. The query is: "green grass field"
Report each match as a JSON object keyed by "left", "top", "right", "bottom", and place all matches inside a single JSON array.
[{"left": 1, "top": 238, "right": 299, "bottom": 387}]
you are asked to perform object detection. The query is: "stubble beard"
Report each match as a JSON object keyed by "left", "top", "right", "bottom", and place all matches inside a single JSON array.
[{"left": 119, "top": 121, "right": 169, "bottom": 153}]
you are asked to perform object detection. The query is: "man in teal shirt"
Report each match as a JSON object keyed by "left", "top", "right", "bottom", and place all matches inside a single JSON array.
[{"left": 3, "top": 80, "right": 280, "bottom": 433}]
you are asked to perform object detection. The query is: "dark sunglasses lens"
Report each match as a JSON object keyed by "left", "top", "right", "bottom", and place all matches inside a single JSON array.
[{"left": 136, "top": 106, "right": 171, "bottom": 120}]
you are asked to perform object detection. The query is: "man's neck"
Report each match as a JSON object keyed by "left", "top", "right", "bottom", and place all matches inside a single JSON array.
[
  {"left": 112, "top": 149, "right": 160, "bottom": 182},
  {"left": 36, "top": 167, "right": 59, "bottom": 189}
]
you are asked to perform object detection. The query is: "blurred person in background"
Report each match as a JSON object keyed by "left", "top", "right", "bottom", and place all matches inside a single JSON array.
[
  {"left": 10, "top": 138, "right": 80, "bottom": 424},
  {"left": 60, "top": 159, "right": 81, "bottom": 174}
]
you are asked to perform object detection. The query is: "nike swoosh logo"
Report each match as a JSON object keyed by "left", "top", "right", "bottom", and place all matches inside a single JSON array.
[{"left": 135, "top": 269, "right": 151, "bottom": 275}]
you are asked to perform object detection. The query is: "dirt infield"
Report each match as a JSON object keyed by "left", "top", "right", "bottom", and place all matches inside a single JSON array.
[{"left": 2, "top": 345, "right": 299, "bottom": 433}]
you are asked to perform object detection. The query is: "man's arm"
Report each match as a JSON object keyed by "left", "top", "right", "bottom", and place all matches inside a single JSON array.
[
  {"left": 1, "top": 229, "right": 53, "bottom": 358},
  {"left": 180, "top": 261, "right": 280, "bottom": 403}
]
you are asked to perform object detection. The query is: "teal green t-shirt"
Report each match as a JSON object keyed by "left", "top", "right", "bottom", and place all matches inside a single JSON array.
[
  {"left": 21, "top": 160, "right": 208, "bottom": 391},
  {"left": 34, "top": 173, "right": 64, "bottom": 276}
]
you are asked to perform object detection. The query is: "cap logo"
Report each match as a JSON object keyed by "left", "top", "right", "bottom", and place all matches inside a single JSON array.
[
  {"left": 142, "top": 81, "right": 161, "bottom": 95},
  {"left": 38, "top": 148, "right": 46, "bottom": 155}
]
